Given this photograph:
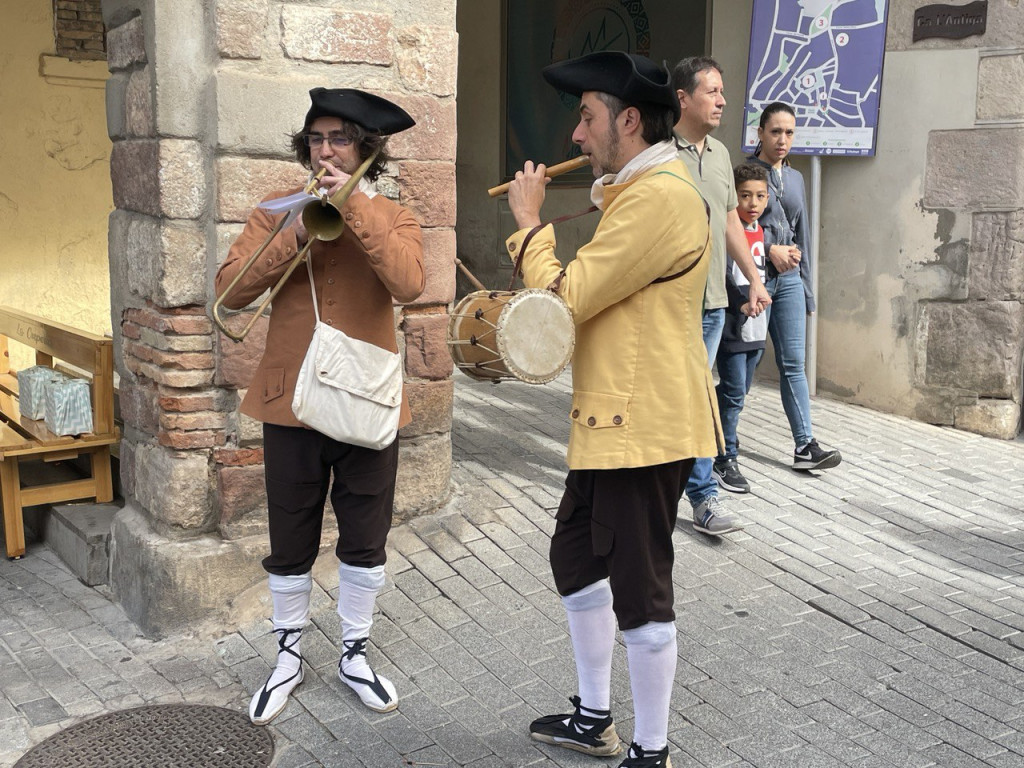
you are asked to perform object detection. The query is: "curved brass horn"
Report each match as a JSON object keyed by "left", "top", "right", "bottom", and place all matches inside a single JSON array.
[{"left": 213, "top": 149, "right": 381, "bottom": 342}]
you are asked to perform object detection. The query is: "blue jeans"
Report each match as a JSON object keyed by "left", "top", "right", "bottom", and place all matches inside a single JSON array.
[
  {"left": 764, "top": 269, "right": 814, "bottom": 448},
  {"left": 716, "top": 347, "right": 763, "bottom": 460},
  {"left": 684, "top": 309, "right": 724, "bottom": 506}
]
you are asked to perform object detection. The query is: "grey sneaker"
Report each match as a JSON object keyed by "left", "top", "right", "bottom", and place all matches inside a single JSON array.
[{"left": 692, "top": 495, "right": 744, "bottom": 536}]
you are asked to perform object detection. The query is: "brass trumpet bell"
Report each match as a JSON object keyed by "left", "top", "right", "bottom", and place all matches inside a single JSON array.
[{"left": 212, "top": 148, "right": 380, "bottom": 342}]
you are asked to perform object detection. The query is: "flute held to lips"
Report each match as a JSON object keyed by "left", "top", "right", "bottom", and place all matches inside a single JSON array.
[{"left": 487, "top": 155, "right": 591, "bottom": 198}]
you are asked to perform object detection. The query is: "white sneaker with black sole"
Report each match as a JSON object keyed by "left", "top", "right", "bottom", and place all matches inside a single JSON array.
[{"left": 793, "top": 439, "right": 842, "bottom": 471}]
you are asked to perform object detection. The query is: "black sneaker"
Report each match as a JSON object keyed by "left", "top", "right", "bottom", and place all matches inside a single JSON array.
[
  {"left": 713, "top": 457, "right": 750, "bottom": 493},
  {"left": 793, "top": 439, "right": 842, "bottom": 471},
  {"left": 619, "top": 742, "right": 672, "bottom": 767},
  {"left": 529, "top": 695, "right": 623, "bottom": 756}
]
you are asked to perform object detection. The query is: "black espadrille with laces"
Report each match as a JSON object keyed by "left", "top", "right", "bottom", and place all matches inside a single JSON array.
[{"left": 529, "top": 695, "right": 623, "bottom": 756}]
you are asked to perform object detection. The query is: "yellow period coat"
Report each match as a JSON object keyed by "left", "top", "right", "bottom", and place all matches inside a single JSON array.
[{"left": 505, "top": 159, "right": 723, "bottom": 470}]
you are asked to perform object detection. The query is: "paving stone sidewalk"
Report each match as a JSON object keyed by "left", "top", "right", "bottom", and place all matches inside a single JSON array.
[{"left": 4, "top": 373, "right": 1024, "bottom": 767}]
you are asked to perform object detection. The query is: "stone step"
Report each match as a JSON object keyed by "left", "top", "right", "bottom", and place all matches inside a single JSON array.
[{"left": 38, "top": 502, "right": 121, "bottom": 586}]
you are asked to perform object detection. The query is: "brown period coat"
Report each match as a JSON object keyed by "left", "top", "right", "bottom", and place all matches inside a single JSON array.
[{"left": 215, "top": 187, "right": 425, "bottom": 429}]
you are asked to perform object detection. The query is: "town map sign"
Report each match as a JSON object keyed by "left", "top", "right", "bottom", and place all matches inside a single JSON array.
[{"left": 742, "top": 0, "right": 891, "bottom": 157}]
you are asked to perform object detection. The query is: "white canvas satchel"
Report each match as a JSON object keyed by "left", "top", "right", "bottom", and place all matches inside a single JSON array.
[{"left": 291, "top": 258, "right": 402, "bottom": 449}]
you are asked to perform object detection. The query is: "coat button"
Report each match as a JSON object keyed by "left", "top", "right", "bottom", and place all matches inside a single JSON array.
[
  {"left": 354, "top": 221, "right": 362, "bottom": 228},
  {"left": 613, "top": 415, "right": 622, "bottom": 425},
  {"left": 330, "top": 259, "right": 337, "bottom": 265},
  {"left": 326, "top": 319, "right": 334, "bottom": 325},
  {"left": 587, "top": 416, "right": 596, "bottom": 427},
  {"left": 571, "top": 409, "right": 579, "bottom": 419},
  {"left": 345, "top": 213, "right": 354, "bottom": 221},
  {"left": 327, "top": 278, "right": 335, "bottom": 285},
  {"left": 509, "top": 243, "right": 517, "bottom": 252},
  {"left": 361, "top": 231, "right": 369, "bottom": 239},
  {"left": 265, "top": 259, "right": 273, "bottom": 266},
  {"left": 327, "top": 299, "right": 335, "bottom": 306}
]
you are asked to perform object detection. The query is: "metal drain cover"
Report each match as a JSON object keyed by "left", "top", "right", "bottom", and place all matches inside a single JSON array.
[{"left": 15, "top": 704, "right": 274, "bottom": 768}]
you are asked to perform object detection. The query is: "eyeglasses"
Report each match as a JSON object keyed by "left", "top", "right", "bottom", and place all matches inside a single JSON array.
[{"left": 303, "top": 134, "right": 354, "bottom": 149}]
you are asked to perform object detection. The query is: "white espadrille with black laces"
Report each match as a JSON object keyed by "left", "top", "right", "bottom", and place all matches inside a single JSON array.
[
  {"left": 338, "top": 637, "right": 398, "bottom": 713},
  {"left": 248, "top": 627, "right": 303, "bottom": 725}
]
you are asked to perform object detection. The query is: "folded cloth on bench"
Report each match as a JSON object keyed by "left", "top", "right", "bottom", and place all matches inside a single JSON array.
[
  {"left": 16, "top": 366, "right": 67, "bottom": 420},
  {"left": 44, "top": 377, "right": 93, "bottom": 436}
]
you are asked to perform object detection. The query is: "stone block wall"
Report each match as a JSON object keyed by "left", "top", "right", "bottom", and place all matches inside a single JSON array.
[
  {"left": 918, "top": 46, "right": 1024, "bottom": 439},
  {"left": 102, "top": 0, "right": 457, "bottom": 636}
]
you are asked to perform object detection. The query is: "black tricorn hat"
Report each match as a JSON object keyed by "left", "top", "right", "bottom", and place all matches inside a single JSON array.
[
  {"left": 543, "top": 51, "right": 680, "bottom": 124},
  {"left": 303, "top": 87, "right": 415, "bottom": 135}
]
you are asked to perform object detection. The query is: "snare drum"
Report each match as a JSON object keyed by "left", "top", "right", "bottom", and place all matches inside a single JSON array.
[{"left": 447, "top": 289, "right": 575, "bottom": 384}]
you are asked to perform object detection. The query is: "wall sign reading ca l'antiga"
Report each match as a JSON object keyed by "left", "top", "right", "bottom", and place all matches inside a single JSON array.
[{"left": 913, "top": 1, "right": 987, "bottom": 42}]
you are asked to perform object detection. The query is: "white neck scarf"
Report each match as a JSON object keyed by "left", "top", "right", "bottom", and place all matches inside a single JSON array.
[{"left": 590, "top": 139, "right": 678, "bottom": 210}]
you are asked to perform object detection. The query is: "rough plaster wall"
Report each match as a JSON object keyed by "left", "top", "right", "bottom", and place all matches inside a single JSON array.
[
  {"left": 816, "top": 49, "right": 978, "bottom": 418},
  {"left": 0, "top": 2, "right": 113, "bottom": 370}
]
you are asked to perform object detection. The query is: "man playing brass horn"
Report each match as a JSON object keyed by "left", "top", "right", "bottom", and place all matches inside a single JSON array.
[
  {"left": 214, "top": 88, "right": 424, "bottom": 724},
  {"left": 505, "top": 52, "right": 723, "bottom": 768}
]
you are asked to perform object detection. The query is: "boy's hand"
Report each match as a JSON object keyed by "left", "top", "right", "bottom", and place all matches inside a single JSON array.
[
  {"left": 740, "top": 302, "right": 758, "bottom": 318},
  {"left": 747, "top": 281, "right": 770, "bottom": 316}
]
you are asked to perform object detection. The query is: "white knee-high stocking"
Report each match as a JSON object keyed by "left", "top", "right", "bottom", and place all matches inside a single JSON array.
[
  {"left": 562, "top": 579, "right": 615, "bottom": 712},
  {"left": 622, "top": 621, "right": 677, "bottom": 752}
]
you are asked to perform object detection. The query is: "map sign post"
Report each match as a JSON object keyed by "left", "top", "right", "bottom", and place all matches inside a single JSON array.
[{"left": 742, "top": 0, "right": 890, "bottom": 391}]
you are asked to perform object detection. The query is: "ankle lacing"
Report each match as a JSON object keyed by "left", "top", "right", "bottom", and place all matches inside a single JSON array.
[
  {"left": 275, "top": 627, "right": 303, "bottom": 663},
  {"left": 341, "top": 637, "right": 367, "bottom": 662}
]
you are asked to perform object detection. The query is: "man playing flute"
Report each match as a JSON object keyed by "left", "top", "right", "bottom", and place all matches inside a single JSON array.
[{"left": 505, "top": 51, "right": 723, "bottom": 768}]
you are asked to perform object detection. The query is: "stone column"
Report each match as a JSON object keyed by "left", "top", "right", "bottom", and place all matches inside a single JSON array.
[{"left": 102, "top": 0, "right": 457, "bottom": 636}]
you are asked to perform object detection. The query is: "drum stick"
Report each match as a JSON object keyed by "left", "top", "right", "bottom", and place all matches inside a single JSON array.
[
  {"left": 487, "top": 155, "right": 591, "bottom": 197},
  {"left": 455, "top": 258, "right": 488, "bottom": 292}
]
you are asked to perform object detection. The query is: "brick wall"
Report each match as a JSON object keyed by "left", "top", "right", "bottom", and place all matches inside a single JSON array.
[{"left": 54, "top": 0, "right": 105, "bottom": 61}]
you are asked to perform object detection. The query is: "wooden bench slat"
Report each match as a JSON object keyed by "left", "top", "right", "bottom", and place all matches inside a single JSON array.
[{"left": 0, "top": 422, "right": 34, "bottom": 453}]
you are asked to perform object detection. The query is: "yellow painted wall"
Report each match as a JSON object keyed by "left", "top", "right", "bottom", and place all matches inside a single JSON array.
[{"left": 1, "top": 1, "right": 112, "bottom": 370}]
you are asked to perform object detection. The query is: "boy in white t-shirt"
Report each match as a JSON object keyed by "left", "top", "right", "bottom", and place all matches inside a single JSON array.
[{"left": 712, "top": 164, "right": 770, "bottom": 494}]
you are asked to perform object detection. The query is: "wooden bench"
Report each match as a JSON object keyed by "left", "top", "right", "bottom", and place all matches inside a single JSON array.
[{"left": 0, "top": 307, "right": 118, "bottom": 559}]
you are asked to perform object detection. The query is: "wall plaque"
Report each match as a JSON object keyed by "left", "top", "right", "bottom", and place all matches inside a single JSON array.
[{"left": 913, "top": 1, "right": 987, "bottom": 42}]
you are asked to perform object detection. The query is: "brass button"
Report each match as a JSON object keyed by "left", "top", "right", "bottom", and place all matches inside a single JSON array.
[
  {"left": 345, "top": 212, "right": 354, "bottom": 221},
  {"left": 613, "top": 415, "right": 623, "bottom": 425},
  {"left": 327, "top": 278, "right": 335, "bottom": 285},
  {"left": 354, "top": 221, "right": 362, "bottom": 228},
  {"left": 587, "top": 416, "right": 596, "bottom": 427},
  {"left": 509, "top": 243, "right": 517, "bottom": 252},
  {"left": 571, "top": 409, "right": 579, "bottom": 419}
]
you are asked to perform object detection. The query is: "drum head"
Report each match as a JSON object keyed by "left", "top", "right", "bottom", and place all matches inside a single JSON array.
[{"left": 496, "top": 289, "right": 575, "bottom": 384}]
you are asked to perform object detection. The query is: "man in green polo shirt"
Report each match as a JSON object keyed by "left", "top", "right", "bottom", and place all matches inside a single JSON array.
[{"left": 672, "top": 56, "right": 770, "bottom": 534}]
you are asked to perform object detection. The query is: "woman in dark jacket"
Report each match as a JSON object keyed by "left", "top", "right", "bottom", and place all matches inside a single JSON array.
[{"left": 748, "top": 102, "right": 841, "bottom": 471}]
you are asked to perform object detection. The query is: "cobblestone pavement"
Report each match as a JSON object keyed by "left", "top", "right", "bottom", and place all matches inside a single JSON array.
[{"left": 4, "top": 373, "right": 1024, "bottom": 767}]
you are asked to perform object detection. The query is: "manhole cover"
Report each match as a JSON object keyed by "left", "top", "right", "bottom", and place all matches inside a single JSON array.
[{"left": 15, "top": 704, "right": 274, "bottom": 768}]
